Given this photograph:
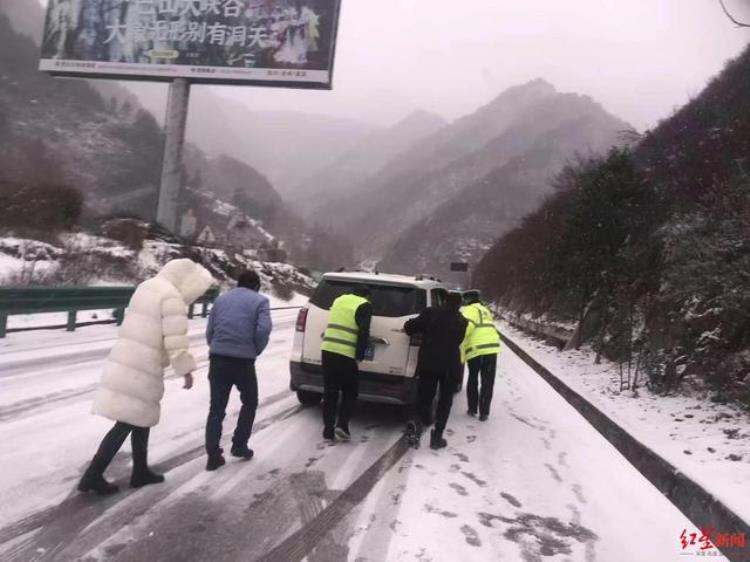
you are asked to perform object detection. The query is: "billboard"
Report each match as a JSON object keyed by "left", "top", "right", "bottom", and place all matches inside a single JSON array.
[{"left": 39, "top": 0, "right": 342, "bottom": 89}]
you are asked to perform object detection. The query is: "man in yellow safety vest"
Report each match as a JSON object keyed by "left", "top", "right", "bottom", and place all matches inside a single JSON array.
[
  {"left": 320, "top": 285, "right": 372, "bottom": 442},
  {"left": 461, "top": 290, "right": 501, "bottom": 421}
]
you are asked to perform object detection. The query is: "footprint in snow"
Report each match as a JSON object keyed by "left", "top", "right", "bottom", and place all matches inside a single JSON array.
[
  {"left": 571, "top": 484, "right": 587, "bottom": 504},
  {"left": 501, "top": 492, "right": 522, "bottom": 508},
  {"left": 460, "top": 524, "right": 482, "bottom": 547},
  {"left": 503, "top": 512, "right": 598, "bottom": 559},
  {"left": 544, "top": 463, "right": 563, "bottom": 483},
  {"left": 478, "top": 512, "right": 514, "bottom": 528},
  {"left": 424, "top": 504, "right": 458, "bottom": 519},
  {"left": 449, "top": 483, "right": 469, "bottom": 496},
  {"left": 453, "top": 452, "right": 470, "bottom": 463},
  {"left": 461, "top": 471, "right": 488, "bottom": 488},
  {"left": 466, "top": 435, "right": 477, "bottom": 443}
]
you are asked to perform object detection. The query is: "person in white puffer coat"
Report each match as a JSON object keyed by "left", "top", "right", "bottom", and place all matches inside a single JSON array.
[{"left": 78, "top": 258, "right": 214, "bottom": 495}]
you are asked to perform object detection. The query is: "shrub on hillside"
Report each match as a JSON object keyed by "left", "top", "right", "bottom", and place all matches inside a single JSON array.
[{"left": 0, "top": 182, "right": 83, "bottom": 235}]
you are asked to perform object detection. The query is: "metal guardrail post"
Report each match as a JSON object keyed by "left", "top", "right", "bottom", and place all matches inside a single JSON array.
[
  {"left": 0, "top": 313, "right": 7, "bottom": 339},
  {"left": 188, "top": 304, "right": 195, "bottom": 319},
  {"left": 201, "top": 302, "right": 209, "bottom": 318},
  {"left": 66, "top": 311, "right": 77, "bottom": 332},
  {"left": 114, "top": 308, "right": 124, "bottom": 326}
]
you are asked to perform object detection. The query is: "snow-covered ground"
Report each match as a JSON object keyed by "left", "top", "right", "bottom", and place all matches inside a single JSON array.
[
  {"left": 0, "top": 304, "right": 721, "bottom": 561},
  {"left": 498, "top": 320, "right": 750, "bottom": 527},
  {"left": 0, "top": 235, "right": 314, "bottom": 296}
]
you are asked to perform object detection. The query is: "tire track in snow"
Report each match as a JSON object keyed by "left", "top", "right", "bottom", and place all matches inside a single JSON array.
[
  {"left": 0, "top": 398, "right": 302, "bottom": 549},
  {"left": 0, "top": 323, "right": 294, "bottom": 422},
  {"left": 257, "top": 438, "right": 411, "bottom": 562},
  {"left": 0, "top": 318, "right": 295, "bottom": 378}
]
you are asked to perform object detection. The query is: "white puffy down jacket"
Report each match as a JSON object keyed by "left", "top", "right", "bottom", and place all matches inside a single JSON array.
[{"left": 92, "top": 259, "right": 214, "bottom": 427}]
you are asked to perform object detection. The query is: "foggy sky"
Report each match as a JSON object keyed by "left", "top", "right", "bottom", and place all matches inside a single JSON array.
[
  {"left": 37, "top": 0, "right": 750, "bottom": 130},
  {"left": 213, "top": 0, "right": 750, "bottom": 130}
]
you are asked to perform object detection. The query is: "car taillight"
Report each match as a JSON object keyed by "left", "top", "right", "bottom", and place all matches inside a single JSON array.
[
  {"left": 409, "top": 334, "right": 423, "bottom": 347},
  {"left": 296, "top": 308, "right": 308, "bottom": 332}
]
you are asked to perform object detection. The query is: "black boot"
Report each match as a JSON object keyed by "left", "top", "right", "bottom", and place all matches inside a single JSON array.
[
  {"left": 430, "top": 429, "right": 448, "bottom": 450},
  {"left": 78, "top": 468, "right": 119, "bottom": 495},
  {"left": 230, "top": 444, "right": 255, "bottom": 460},
  {"left": 206, "top": 449, "right": 226, "bottom": 471},
  {"left": 79, "top": 422, "right": 131, "bottom": 495},
  {"left": 130, "top": 468, "right": 165, "bottom": 488},
  {"left": 334, "top": 426, "right": 351, "bottom": 441},
  {"left": 129, "top": 427, "right": 164, "bottom": 487},
  {"left": 405, "top": 420, "right": 421, "bottom": 449}
]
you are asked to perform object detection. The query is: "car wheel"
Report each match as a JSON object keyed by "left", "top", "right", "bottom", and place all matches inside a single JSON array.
[{"left": 297, "top": 390, "right": 323, "bottom": 406}]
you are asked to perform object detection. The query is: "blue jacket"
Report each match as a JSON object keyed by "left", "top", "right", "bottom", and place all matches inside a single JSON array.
[{"left": 206, "top": 288, "right": 272, "bottom": 360}]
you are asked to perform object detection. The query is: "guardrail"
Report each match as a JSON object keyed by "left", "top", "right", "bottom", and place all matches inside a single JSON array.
[
  {"left": 0, "top": 286, "right": 219, "bottom": 338},
  {"left": 496, "top": 311, "right": 575, "bottom": 349}
]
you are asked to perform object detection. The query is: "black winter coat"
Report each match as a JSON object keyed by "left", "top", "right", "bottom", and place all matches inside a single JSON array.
[{"left": 403, "top": 306, "right": 467, "bottom": 374}]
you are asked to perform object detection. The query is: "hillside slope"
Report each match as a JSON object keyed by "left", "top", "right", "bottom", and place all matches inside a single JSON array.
[
  {"left": 475, "top": 44, "right": 750, "bottom": 404},
  {"left": 379, "top": 99, "right": 626, "bottom": 275},
  {"left": 302, "top": 110, "right": 446, "bottom": 219},
  {"left": 324, "top": 80, "right": 561, "bottom": 253}
]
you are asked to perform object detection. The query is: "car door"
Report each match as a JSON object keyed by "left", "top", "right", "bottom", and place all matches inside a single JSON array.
[{"left": 363, "top": 284, "right": 426, "bottom": 377}]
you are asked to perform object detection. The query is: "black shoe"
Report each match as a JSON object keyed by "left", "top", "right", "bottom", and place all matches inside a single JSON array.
[
  {"left": 479, "top": 414, "right": 489, "bottom": 422},
  {"left": 430, "top": 429, "right": 448, "bottom": 450},
  {"left": 78, "top": 472, "right": 119, "bottom": 495},
  {"left": 130, "top": 468, "right": 165, "bottom": 488},
  {"left": 405, "top": 420, "right": 421, "bottom": 449},
  {"left": 206, "top": 451, "right": 226, "bottom": 471},
  {"left": 230, "top": 445, "right": 254, "bottom": 460},
  {"left": 334, "top": 427, "right": 351, "bottom": 441},
  {"left": 467, "top": 410, "right": 477, "bottom": 417},
  {"left": 323, "top": 428, "right": 336, "bottom": 442}
]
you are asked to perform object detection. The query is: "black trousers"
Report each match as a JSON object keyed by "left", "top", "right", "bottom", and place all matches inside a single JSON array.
[
  {"left": 322, "top": 351, "right": 359, "bottom": 433},
  {"left": 415, "top": 368, "right": 456, "bottom": 433},
  {"left": 205, "top": 354, "right": 258, "bottom": 455},
  {"left": 467, "top": 354, "right": 497, "bottom": 416},
  {"left": 88, "top": 421, "right": 150, "bottom": 476}
]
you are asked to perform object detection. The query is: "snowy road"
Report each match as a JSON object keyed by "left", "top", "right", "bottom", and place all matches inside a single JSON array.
[{"left": 0, "top": 309, "right": 701, "bottom": 561}]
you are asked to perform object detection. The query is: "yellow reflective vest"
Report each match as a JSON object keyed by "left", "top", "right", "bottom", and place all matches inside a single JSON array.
[
  {"left": 320, "top": 294, "right": 368, "bottom": 359},
  {"left": 461, "top": 302, "right": 501, "bottom": 361}
]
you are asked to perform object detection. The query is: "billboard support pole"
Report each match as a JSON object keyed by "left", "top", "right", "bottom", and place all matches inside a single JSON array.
[{"left": 156, "top": 78, "right": 191, "bottom": 233}]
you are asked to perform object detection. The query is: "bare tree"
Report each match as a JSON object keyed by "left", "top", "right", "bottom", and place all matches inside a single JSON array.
[{"left": 718, "top": 0, "right": 750, "bottom": 27}]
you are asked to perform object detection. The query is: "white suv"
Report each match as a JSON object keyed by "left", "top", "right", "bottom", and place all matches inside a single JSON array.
[{"left": 290, "top": 272, "right": 449, "bottom": 405}]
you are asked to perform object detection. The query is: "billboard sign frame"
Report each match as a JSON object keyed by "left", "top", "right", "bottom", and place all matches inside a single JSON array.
[{"left": 38, "top": 0, "right": 343, "bottom": 90}]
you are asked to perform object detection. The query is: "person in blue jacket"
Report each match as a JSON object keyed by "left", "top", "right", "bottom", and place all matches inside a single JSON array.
[{"left": 204, "top": 269, "right": 272, "bottom": 471}]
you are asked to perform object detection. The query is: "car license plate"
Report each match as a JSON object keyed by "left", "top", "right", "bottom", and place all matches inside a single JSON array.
[{"left": 363, "top": 344, "right": 375, "bottom": 361}]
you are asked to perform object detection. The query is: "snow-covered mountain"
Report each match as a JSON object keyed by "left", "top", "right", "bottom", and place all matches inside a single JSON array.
[
  {"left": 378, "top": 91, "right": 629, "bottom": 276},
  {"left": 299, "top": 110, "right": 447, "bottom": 219},
  {"left": 308, "top": 79, "right": 628, "bottom": 274}
]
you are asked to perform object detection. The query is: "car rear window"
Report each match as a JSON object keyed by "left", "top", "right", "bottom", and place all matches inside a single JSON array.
[{"left": 310, "top": 280, "right": 426, "bottom": 317}]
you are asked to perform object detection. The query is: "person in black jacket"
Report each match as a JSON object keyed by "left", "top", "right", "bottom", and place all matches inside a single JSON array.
[{"left": 403, "top": 291, "right": 468, "bottom": 449}]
